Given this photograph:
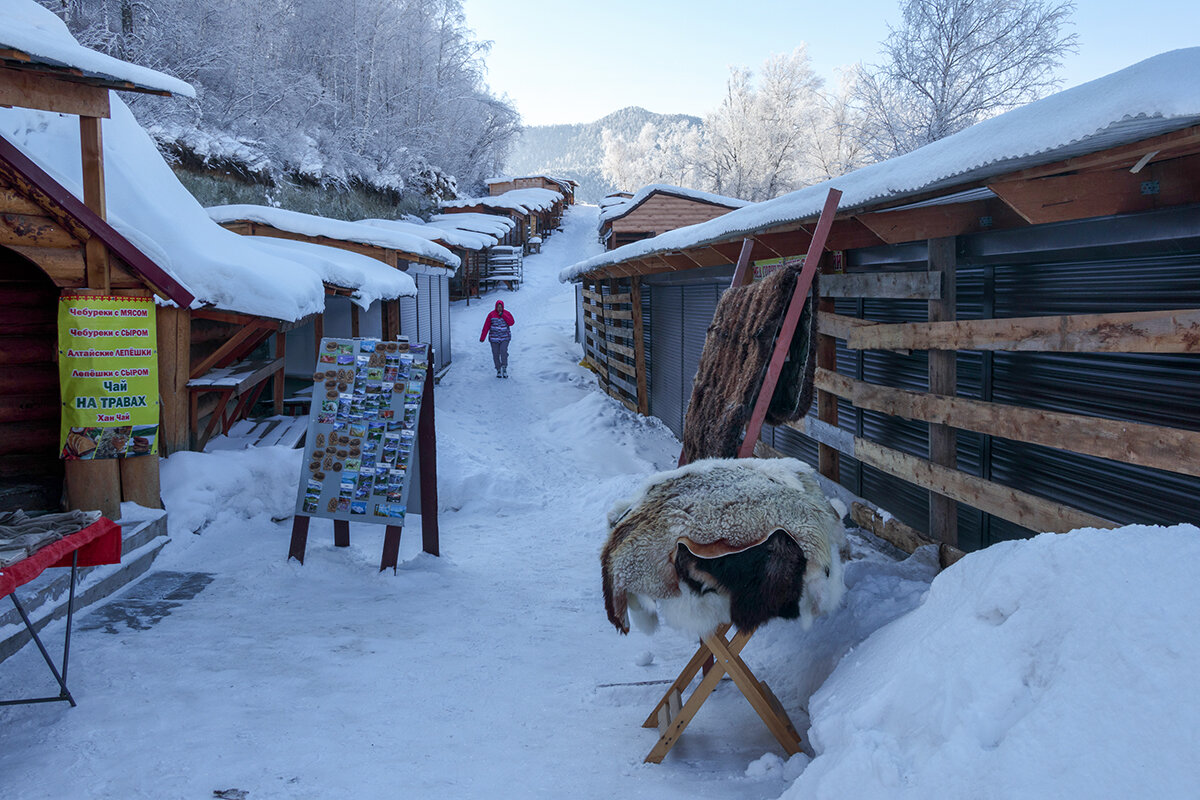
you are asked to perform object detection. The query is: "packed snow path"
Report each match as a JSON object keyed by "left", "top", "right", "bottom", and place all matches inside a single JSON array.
[{"left": 0, "top": 206, "right": 843, "bottom": 798}]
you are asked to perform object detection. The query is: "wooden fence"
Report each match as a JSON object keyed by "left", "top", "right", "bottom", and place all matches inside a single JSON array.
[{"left": 580, "top": 277, "right": 647, "bottom": 415}]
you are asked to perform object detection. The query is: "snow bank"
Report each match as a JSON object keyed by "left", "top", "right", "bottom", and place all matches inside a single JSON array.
[
  {"left": 562, "top": 48, "right": 1200, "bottom": 282},
  {"left": 241, "top": 237, "right": 416, "bottom": 308},
  {"left": 784, "top": 524, "right": 1200, "bottom": 799},
  {"left": 0, "top": 100, "right": 327, "bottom": 321},
  {"left": 159, "top": 446, "right": 302, "bottom": 539},
  {"left": 1, "top": 0, "right": 194, "bottom": 97},
  {"left": 206, "top": 204, "right": 460, "bottom": 269},
  {"left": 599, "top": 183, "right": 748, "bottom": 223}
]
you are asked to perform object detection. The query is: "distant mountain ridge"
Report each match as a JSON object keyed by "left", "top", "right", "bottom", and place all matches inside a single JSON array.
[{"left": 503, "top": 106, "right": 701, "bottom": 203}]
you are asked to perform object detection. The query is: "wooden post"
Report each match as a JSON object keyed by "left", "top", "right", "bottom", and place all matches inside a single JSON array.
[
  {"left": 630, "top": 277, "right": 649, "bottom": 415},
  {"left": 156, "top": 306, "right": 191, "bottom": 454},
  {"left": 273, "top": 331, "right": 286, "bottom": 415},
  {"left": 64, "top": 122, "right": 119, "bottom": 519},
  {"left": 350, "top": 303, "right": 360, "bottom": 338},
  {"left": 927, "top": 237, "right": 958, "bottom": 545},
  {"left": 817, "top": 254, "right": 840, "bottom": 482},
  {"left": 313, "top": 312, "right": 324, "bottom": 353},
  {"left": 418, "top": 363, "right": 439, "bottom": 556},
  {"left": 79, "top": 116, "right": 109, "bottom": 294}
]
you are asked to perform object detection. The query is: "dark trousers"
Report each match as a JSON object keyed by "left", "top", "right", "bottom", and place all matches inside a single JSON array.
[{"left": 490, "top": 339, "right": 509, "bottom": 370}]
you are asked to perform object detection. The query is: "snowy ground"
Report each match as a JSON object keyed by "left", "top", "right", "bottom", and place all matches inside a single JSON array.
[{"left": 2, "top": 206, "right": 1198, "bottom": 799}]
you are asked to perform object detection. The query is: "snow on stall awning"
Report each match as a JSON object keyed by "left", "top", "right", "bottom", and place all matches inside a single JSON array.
[
  {"left": 599, "top": 183, "right": 749, "bottom": 223},
  {"left": 1, "top": 0, "right": 195, "bottom": 97},
  {"left": 240, "top": 238, "right": 416, "bottom": 309},
  {"left": 206, "top": 204, "right": 460, "bottom": 272},
  {"left": 0, "top": 99, "right": 326, "bottom": 322},
  {"left": 441, "top": 187, "right": 563, "bottom": 215},
  {"left": 561, "top": 48, "right": 1200, "bottom": 283},
  {"left": 358, "top": 218, "right": 497, "bottom": 252},
  {"left": 429, "top": 212, "right": 516, "bottom": 239}
]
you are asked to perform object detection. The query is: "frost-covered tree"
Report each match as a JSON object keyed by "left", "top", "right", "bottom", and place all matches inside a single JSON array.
[
  {"left": 702, "top": 47, "right": 824, "bottom": 201},
  {"left": 600, "top": 121, "right": 704, "bottom": 192},
  {"left": 854, "top": 0, "right": 1077, "bottom": 157},
  {"left": 39, "top": 0, "right": 520, "bottom": 206}
]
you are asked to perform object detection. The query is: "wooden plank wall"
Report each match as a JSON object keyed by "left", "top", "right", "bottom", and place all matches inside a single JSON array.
[
  {"left": 581, "top": 278, "right": 642, "bottom": 414},
  {"left": 610, "top": 195, "right": 738, "bottom": 238},
  {"left": 781, "top": 245, "right": 1200, "bottom": 545}
]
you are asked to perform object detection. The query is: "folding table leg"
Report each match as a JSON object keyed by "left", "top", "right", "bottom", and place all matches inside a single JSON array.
[
  {"left": 287, "top": 515, "right": 311, "bottom": 564},
  {"left": 0, "top": 558, "right": 78, "bottom": 708},
  {"left": 379, "top": 525, "right": 403, "bottom": 572},
  {"left": 643, "top": 624, "right": 730, "bottom": 728},
  {"left": 333, "top": 519, "right": 350, "bottom": 548}
]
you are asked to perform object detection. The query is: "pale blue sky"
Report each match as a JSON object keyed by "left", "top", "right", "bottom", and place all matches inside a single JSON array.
[{"left": 461, "top": 0, "right": 1200, "bottom": 126}]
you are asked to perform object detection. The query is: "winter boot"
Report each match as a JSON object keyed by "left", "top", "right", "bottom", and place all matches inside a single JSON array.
[
  {"left": 496, "top": 369, "right": 502, "bottom": 378},
  {"left": 501, "top": 366, "right": 508, "bottom": 378}
]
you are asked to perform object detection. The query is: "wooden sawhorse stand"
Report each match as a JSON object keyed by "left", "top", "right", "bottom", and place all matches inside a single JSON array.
[{"left": 642, "top": 624, "right": 803, "bottom": 763}]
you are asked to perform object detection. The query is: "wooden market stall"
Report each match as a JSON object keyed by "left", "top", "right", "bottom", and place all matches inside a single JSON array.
[
  {"left": 208, "top": 205, "right": 460, "bottom": 375},
  {"left": 485, "top": 174, "right": 577, "bottom": 205},
  {"left": 599, "top": 184, "right": 748, "bottom": 250},
  {"left": 0, "top": 21, "right": 196, "bottom": 519},
  {"left": 562, "top": 49, "right": 1200, "bottom": 553},
  {"left": 440, "top": 187, "right": 565, "bottom": 251}
]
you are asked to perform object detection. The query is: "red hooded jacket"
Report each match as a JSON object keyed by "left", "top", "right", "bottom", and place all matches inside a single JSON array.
[{"left": 480, "top": 300, "right": 515, "bottom": 342}]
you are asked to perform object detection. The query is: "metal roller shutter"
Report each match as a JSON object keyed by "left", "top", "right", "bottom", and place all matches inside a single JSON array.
[{"left": 649, "top": 285, "right": 684, "bottom": 439}]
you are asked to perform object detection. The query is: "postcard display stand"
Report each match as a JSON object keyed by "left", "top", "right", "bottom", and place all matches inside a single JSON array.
[{"left": 287, "top": 336, "right": 439, "bottom": 571}]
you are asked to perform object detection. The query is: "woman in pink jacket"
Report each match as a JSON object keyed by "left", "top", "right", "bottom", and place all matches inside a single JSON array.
[{"left": 479, "top": 299, "right": 515, "bottom": 378}]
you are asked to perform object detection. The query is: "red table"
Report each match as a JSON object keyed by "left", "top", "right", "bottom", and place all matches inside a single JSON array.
[{"left": 0, "top": 517, "right": 121, "bottom": 707}]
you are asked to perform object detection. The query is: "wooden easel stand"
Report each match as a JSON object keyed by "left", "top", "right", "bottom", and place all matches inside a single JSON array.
[{"left": 642, "top": 624, "right": 802, "bottom": 763}]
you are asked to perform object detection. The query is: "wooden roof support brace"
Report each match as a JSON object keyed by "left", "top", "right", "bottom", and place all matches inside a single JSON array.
[{"left": 738, "top": 188, "right": 842, "bottom": 458}]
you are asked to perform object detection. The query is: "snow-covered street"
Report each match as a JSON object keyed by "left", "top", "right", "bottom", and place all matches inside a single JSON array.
[{"left": 2, "top": 205, "right": 1199, "bottom": 800}]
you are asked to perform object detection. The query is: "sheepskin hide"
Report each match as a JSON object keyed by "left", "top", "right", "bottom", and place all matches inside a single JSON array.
[
  {"left": 680, "top": 264, "right": 818, "bottom": 464},
  {"left": 601, "top": 457, "right": 845, "bottom": 637}
]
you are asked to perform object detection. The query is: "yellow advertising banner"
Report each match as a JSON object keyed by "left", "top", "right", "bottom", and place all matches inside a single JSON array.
[{"left": 57, "top": 294, "right": 159, "bottom": 460}]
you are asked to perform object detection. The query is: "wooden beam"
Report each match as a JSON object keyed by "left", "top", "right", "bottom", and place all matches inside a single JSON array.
[
  {"left": 157, "top": 305, "right": 191, "bottom": 455},
  {"left": 0, "top": 66, "right": 111, "bottom": 117},
  {"left": 822, "top": 271, "right": 942, "bottom": 300},
  {"left": 816, "top": 311, "right": 879, "bottom": 342},
  {"left": 824, "top": 217, "right": 886, "bottom": 251},
  {"left": 817, "top": 252, "right": 840, "bottom": 481},
  {"left": 273, "top": 332, "right": 286, "bottom": 415},
  {"left": 189, "top": 322, "right": 269, "bottom": 380},
  {"left": 631, "top": 277, "right": 649, "bottom": 415},
  {"left": 1002, "top": 125, "right": 1200, "bottom": 181},
  {"left": 0, "top": 213, "right": 80, "bottom": 249},
  {"left": 833, "top": 372, "right": 1200, "bottom": 479},
  {"left": 854, "top": 437, "right": 1117, "bottom": 535},
  {"left": 847, "top": 307, "right": 1200, "bottom": 353}
]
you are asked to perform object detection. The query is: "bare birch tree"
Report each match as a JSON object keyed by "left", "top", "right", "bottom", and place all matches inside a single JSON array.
[{"left": 854, "top": 0, "right": 1078, "bottom": 157}]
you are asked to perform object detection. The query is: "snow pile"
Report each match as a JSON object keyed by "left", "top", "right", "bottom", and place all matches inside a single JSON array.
[
  {"left": 0, "top": 100, "right": 327, "bottom": 321},
  {"left": 783, "top": 524, "right": 1200, "bottom": 799},
  {"left": 159, "top": 446, "right": 302, "bottom": 539},
  {"left": 599, "top": 183, "right": 749, "bottom": 222},
  {"left": 206, "top": 205, "right": 459, "bottom": 269},
  {"left": 241, "top": 237, "right": 416, "bottom": 307},
  {"left": 562, "top": 48, "right": 1200, "bottom": 282},
  {"left": 0, "top": 0, "right": 194, "bottom": 97}
]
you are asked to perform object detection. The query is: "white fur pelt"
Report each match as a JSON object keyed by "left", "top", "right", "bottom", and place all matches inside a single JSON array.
[{"left": 601, "top": 457, "right": 846, "bottom": 637}]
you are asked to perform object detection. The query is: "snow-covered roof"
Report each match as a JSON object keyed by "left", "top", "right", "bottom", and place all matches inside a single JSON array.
[
  {"left": 441, "top": 187, "right": 563, "bottom": 215},
  {"left": 0, "top": 99, "right": 326, "bottom": 321},
  {"left": 429, "top": 212, "right": 517, "bottom": 238},
  {"left": 485, "top": 174, "right": 577, "bottom": 192},
  {"left": 240, "top": 237, "right": 416, "bottom": 309},
  {"left": 206, "top": 204, "right": 460, "bottom": 270},
  {"left": 358, "top": 218, "right": 497, "bottom": 252},
  {"left": 599, "top": 183, "right": 749, "bottom": 224},
  {"left": 562, "top": 48, "right": 1200, "bottom": 283},
  {"left": 0, "top": 0, "right": 195, "bottom": 98}
]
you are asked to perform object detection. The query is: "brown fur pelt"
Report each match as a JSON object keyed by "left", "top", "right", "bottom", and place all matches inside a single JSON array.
[
  {"left": 601, "top": 457, "right": 845, "bottom": 637},
  {"left": 680, "top": 264, "right": 819, "bottom": 464}
]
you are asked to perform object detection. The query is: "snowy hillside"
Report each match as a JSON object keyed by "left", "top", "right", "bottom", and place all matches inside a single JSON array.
[{"left": 504, "top": 107, "right": 702, "bottom": 203}]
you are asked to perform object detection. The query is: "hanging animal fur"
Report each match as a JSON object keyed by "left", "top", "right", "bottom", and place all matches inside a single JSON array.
[
  {"left": 601, "top": 457, "right": 845, "bottom": 638},
  {"left": 680, "top": 263, "right": 819, "bottom": 464}
]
